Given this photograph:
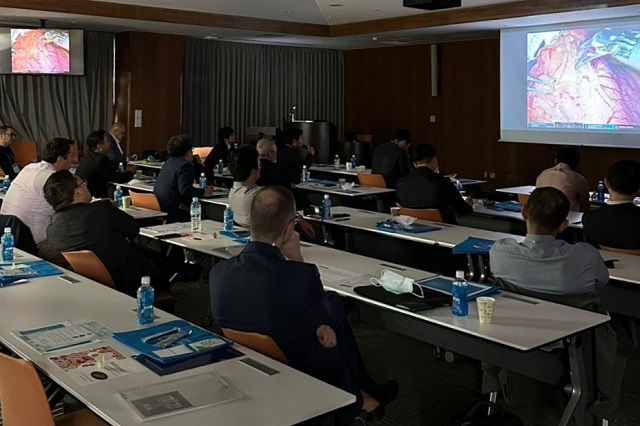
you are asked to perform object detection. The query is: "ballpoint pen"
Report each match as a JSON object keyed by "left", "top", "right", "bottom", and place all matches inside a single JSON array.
[{"left": 142, "top": 327, "right": 180, "bottom": 344}]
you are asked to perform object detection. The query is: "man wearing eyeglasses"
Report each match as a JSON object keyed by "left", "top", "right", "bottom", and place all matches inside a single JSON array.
[
  {"left": 0, "top": 125, "right": 21, "bottom": 179},
  {"left": 106, "top": 122, "right": 129, "bottom": 167}
]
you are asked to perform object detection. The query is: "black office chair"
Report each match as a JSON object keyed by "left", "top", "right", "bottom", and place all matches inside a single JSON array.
[{"left": 0, "top": 215, "right": 38, "bottom": 255}]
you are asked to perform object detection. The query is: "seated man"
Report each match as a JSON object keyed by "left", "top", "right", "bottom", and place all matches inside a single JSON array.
[
  {"left": 255, "top": 138, "right": 293, "bottom": 188},
  {"left": 490, "top": 187, "right": 608, "bottom": 294},
  {"left": 43, "top": 170, "right": 170, "bottom": 297},
  {"left": 228, "top": 145, "right": 261, "bottom": 227},
  {"left": 395, "top": 143, "right": 472, "bottom": 224},
  {"left": 106, "top": 122, "right": 129, "bottom": 167},
  {"left": 0, "top": 137, "right": 77, "bottom": 261},
  {"left": 204, "top": 126, "right": 236, "bottom": 173},
  {"left": 0, "top": 124, "right": 21, "bottom": 178},
  {"left": 76, "top": 130, "right": 136, "bottom": 199},
  {"left": 278, "top": 127, "right": 315, "bottom": 184},
  {"left": 535, "top": 147, "right": 590, "bottom": 212},
  {"left": 582, "top": 159, "right": 640, "bottom": 250},
  {"left": 154, "top": 135, "right": 215, "bottom": 223},
  {"left": 371, "top": 129, "right": 411, "bottom": 188},
  {"left": 210, "top": 187, "right": 396, "bottom": 424}
]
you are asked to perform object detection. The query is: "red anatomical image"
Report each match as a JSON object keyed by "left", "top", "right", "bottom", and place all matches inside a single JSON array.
[
  {"left": 11, "top": 29, "right": 70, "bottom": 74},
  {"left": 527, "top": 28, "right": 640, "bottom": 127}
]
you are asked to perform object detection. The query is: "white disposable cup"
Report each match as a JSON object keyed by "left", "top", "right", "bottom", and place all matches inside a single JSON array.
[
  {"left": 345, "top": 162, "right": 352, "bottom": 170},
  {"left": 477, "top": 297, "right": 495, "bottom": 324},
  {"left": 122, "top": 196, "right": 131, "bottom": 209},
  {"left": 390, "top": 207, "right": 400, "bottom": 217}
]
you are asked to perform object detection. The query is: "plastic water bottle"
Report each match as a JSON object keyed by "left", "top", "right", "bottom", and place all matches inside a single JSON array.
[
  {"left": 322, "top": 194, "right": 332, "bottom": 219},
  {"left": 217, "top": 159, "right": 224, "bottom": 175},
  {"left": 223, "top": 206, "right": 234, "bottom": 231},
  {"left": 114, "top": 185, "right": 123, "bottom": 208},
  {"left": 1, "top": 176, "right": 10, "bottom": 193},
  {"left": 117, "top": 162, "right": 124, "bottom": 173},
  {"left": 454, "top": 179, "right": 463, "bottom": 192},
  {"left": 137, "top": 276, "right": 155, "bottom": 325},
  {"left": 1, "top": 227, "right": 14, "bottom": 262},
  {"left": 452, "top": 270, "right": 469, "bottom": 317},
  {"left": 333, "top": 155, "right": 340, "bottom": 170},
  {"left": 190, "top": 197, "right": 201, "bottom": 231},
  {"left": 301, "top": 165, "right": 309, "bottom": 183},
  {"left": 596, "top": 181, "right": 606, "bottom": 202},
  {"left": 199, "top": 172, "right": 207, "bottom": 189},
  {"left": 351, "top": 154, "right": 357, "bottom": 169}
]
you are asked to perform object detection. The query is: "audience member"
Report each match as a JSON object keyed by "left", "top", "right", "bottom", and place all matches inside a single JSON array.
[
  {"left": 490, "top": 187, "right": 608, "bottom": 294},
  {"left": 228, "top": 145, "right": 261, "bottom": 227},
  {"left": 255, "top": 138, "right": 293, "bottom": 188},
  {"left": 0, "top": 137, "right": 77, "bottom": 261},
  {"left": 396, "top": 144, "right": 472, "bottom": 224},
  {"left": 106, "top": 122, "right": 129, "bottom": 166},
  {"left": 76, "top": 130, "right": 136, "bottom": 199},
  {"left": 0, "top": 125, "right": 21, "bottom": 178},
  {"left": 535, "top": 147, "right": 590, "bottom": 212},
  {"left": 204, "top": 126, "right": 236, "bottom": 172},
  {"left": 583, "top": 159, "right": 640, "bottom": 249},
  {"left": 210, "top": 186, "right": 397, "bottom": 424},
  {"left": 371, "top": 129, "right": 411, "bottom": 188},
  {"left": 43, "top": 170, "right": 170, "bottom": 297},
  {"left": 154, "top": 135, "right": 215, "bottom": 223},
  {"left": 278, "top": 127, "right": 316, "bottom": 184}
]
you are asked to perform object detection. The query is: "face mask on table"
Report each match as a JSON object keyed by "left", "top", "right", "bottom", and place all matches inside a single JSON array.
[{"left": 371, "top": 269, "right": 424, "bottom": 298}]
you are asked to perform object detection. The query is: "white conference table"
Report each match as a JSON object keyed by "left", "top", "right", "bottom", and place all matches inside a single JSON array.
[
  {"left": 127, "top": 160, "right": 163, "bottom": 170},
  {"left": 140, "top": 221, "right": 609, "bottom": 425},
  {"left": 496, "top": 185, "right": 536, "bottom": 195},
  {"left": 121, "top": 205, "right": 167, "bottom": 221},
  {"left": 472, "top": 204, "right": 584, "bottom": 229},
  {"left": 115, "top": 179, "right": 230, "bottom": 199},
  {"left": 296, "top": 181, "right": 395, "bottom": 212},
  {"left": 0, "top": 250, "right": 354, "bottom": 426},
  {"left": 309, "top": 164, "right": 372, "bottom": 177}
]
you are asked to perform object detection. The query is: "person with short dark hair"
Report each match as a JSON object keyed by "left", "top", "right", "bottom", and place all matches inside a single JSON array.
[
  {"left": 371, "top": 129, "right": 412, "bottom": 188},
  {"left": 154, "top": 135, "right": 215, "bottom": 223},
  {"left": 0, "top": 137, "right": 77, "bottom": 259},
  {"left": 278, "top": 127, "right": 316, "bottom": 183},
  {"left": 0, "top": 124, "right": 21, "bottom": 178},
  {"left": 228, "top": 145, "right": 261, "bottom": 227},
  {"left": 490, "top": 187, "right": 608, "bottom": 294},
  {"left": 204, "top": 126, "right": 236, "bottom": 174},
  {"left": 210, "top": 186, "right": 397, "bottom": 424},
  {"left": 76, "top": 130, "right": 136, "bottom": 199},
  {"left": 582, "top": 159, "right": 640, "bottom": 249},
  {"left": 395, "top": 143, "right": 472, "bottom": 224},
  {"left": 44, "top": 170, "right": 170, "bottom": 296},
  {"left": 535, "top": 147, "right": 590, "bottom": 212}
]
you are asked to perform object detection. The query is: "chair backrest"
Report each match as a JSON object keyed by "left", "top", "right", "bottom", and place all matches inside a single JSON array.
[
  {"left": 12, "top": 141, "right": 38, "bottom": 168},
  {"left": 62, "top": 250, "right": 116, "bottom": 289},
  {"left": 600, "top": 245, "right": 640, "bottom": 256},
  {"left": 395, "top": 205, "right": 444, "bottom": 222},
  {"left": 0, "top": 353, "right": 56, "bottom": 426},
  {"left": 358, "top": 173, "right": 387, "bottom": 188},
  {"left": 517, "top": 193, "right": 530, "bottom": 205},
  {"left": 193, "top": 147, "right": 213, "bottom": 165},
  {"left": 0, "top": 214, "right": 38, "bottom": 255},
  {"left": 222, "top": 328, "right": 288, "bottom": 364},
  {"left": 129, "top": 191, "right": 162, "bottom": 211},
  {"left": 356, "top": 134, "right": 372, "bottom": 143}
]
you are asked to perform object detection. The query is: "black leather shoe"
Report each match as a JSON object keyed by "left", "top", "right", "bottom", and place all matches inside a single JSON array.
[{"left": 366, "top": 380, "right": 399, "bottom": 421}]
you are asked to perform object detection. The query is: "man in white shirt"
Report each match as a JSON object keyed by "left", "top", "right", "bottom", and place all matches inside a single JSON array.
[
  {"left": 1, "top": 138, "right": 77, "bottom": 261},
  {"left": 228, "top": 145, "right": 261, "bottom": 227}
]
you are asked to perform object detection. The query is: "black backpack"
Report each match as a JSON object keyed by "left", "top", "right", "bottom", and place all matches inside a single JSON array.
[{"left": 448, "top": 400, "right": 523, "bottom": 426}]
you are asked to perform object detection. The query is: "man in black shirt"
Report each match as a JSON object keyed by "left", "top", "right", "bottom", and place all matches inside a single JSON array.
[
  {"left": 0, "top": 125, "right": 21, "bottom": 178},
  {"left": 371, "top": 129, "right": 411, "bottom": 188},
  {"left": 278, "top": 128, "right": 316, "bottom": 184}
]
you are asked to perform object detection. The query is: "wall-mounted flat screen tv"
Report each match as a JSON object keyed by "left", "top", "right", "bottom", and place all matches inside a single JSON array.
[{"left": 0, "top": 28, "right": 84, "bottom": 75}]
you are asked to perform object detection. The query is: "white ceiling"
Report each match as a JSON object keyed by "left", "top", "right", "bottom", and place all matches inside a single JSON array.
[{"left": 1, "top": 1, "right": 640, "bottom": 49}]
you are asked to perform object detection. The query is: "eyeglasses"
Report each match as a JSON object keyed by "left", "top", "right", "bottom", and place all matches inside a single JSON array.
[
  {"left": 75, "top": 179, "right": 87, "bottom": 188},
  {"left": 2, "top": 132, "right": 17, "bottom": 138}
]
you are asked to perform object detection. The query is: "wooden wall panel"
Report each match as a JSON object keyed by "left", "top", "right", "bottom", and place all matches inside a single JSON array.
[
  {"left": 345, "top": 39, "right": 640, "bottom": 191},
  {"left": 114, "top": 32, "right": 183, "bottom": 157}
]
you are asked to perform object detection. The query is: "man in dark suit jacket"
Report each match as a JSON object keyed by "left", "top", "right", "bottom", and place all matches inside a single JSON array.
[
  {"left": 278, "top": 127, "right": 316, "bottom": 184},
  {"left": 371, "top": 129, "right": 411, "bottom": 188},
  {"left": 154, "top": 135, "right": 215, "bottom": 223},
  {"left": 210, "top": 186, "right": 396, "bottom": 425},
  {"left": 106, "top": 122, "right": 128, "bottom": 167},
  {"left": 583, "top": 159, "right": 640, "bottom": 249},
  {"left": 255, "top": 138, "right": 294, "bottom": 188},
  {"left": 43, "top": 170, "right": 170, "bottom": 296},
  {"left": 76, "top": 130, "right": 136, "bottom": 199},
  {"left": 203, "top": 126, "right": 236, "bottom": 173},
  {"left": 396, "top": 143, "right": 472, "bottom": 224},
  {"left": 0, "top": 125, "right": 21, "bottom": 178}
]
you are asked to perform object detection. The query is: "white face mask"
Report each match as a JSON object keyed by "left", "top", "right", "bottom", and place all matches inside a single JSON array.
[{"left": 371, "top": 269, "right": 424, "bottom": 298}]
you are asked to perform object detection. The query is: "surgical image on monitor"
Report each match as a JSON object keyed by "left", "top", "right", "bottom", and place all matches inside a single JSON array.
[
  {"left": 11, "top": 29, "right": 70, "bottom": 74},
  {"left": 527, "top": 26, "right": 640, "bottom": 130}
]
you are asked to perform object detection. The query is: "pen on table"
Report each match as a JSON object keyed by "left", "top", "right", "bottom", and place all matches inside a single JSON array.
[
  {"left": 142, "top": 327, "right": 180, "bottom": 343},
  {"left": 334, "top": 217, "right": 350, "bottom": 222}
]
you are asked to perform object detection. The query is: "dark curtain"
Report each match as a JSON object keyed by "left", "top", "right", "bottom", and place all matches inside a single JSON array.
[{"left": 183, "top": 39, "right": 344, "bottom": 146}]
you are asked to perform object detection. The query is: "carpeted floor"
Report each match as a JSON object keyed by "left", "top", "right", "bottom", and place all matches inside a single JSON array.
[{"left": 172, "top": 269, "right": 640, "bottom": 426}]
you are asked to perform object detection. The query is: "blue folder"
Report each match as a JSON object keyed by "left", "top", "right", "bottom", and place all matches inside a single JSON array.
[
  {"left": 308, "top": 179, "right": 339, "bottom": 187},
  {"left": 488, "top": 201, "right": 523, "bottom": 212},
  {"left": 0, "top": 260, "right": 62, "bottom": 285},
  {"left": 375, "top": 221, "right": 441, "bottom": 234},
  {"left": 451, "top": 237, "right": 496, "bottom": 254},
  {"left": 219, "top": 231, "right": 250, "bottom": 244}
]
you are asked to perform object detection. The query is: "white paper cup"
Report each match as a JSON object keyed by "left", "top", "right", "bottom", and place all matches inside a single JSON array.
[
  {"left": 345, "top": 162, "right": 353, "bottom": 170},
  {"left": 390, "top": 207, "right": 400, "bottom": 217},
  {"left": 477, "top": 297, "right": 495, "bottom": 324}
]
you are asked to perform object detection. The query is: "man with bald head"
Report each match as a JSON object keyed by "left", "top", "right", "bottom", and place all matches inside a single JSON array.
[
  {"left": 106, "top": 122, "right": 129, "bottom": 167},
  {"left": 255, "top": 138, "right": 294, "bottom": 188},
  {"left": 210, "top": 186, "right": 396, "bottom": 424}
]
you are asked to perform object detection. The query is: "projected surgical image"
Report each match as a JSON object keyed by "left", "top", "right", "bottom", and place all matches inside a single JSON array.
[
  {"left": 11, "top": 29, "right": 70, "bottom": 74},
  {"left": 527, "top": 26, "right": 640, "bottom": 130}
]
